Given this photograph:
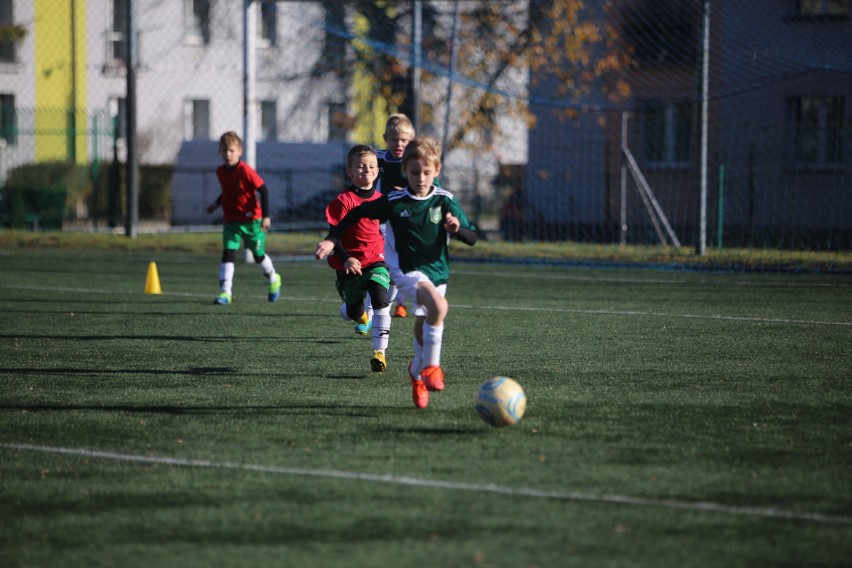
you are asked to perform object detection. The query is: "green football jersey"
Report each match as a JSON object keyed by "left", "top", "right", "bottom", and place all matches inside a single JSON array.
[{"left": 386, "top": 187, "right": 474, "bottom": 286}]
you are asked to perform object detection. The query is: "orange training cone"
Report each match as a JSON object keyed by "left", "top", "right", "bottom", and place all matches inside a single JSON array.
[{"left": 145, "top": 261, "right": 162, "bottom": 294}]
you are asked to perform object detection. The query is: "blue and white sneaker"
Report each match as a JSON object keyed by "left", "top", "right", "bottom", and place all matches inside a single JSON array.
[
  {"left": 214, "top": 292, "right": 232, "bottom": 305},
  {"left": 268, "top": 273, "right": 282, "bottom": 303},
  {"left": 354, "top": 319, "right": 372, "bottom": 336}
]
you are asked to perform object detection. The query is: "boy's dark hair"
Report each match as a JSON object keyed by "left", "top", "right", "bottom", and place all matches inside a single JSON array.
[
  {"left": 402, "top": 136, "right": 441, "bottom": 170},
  {"left": 219, "top": 131, "right": 243, "bottom": 153},
  {"left": 347, "top": 144, "right": 377, "bottom": 167}
]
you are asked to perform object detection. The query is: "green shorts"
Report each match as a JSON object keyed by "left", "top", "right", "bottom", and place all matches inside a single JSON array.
[
  {"left": 223, "top": 221, "right": 266, "bottom": 257},
  {"left": 335, "top": 265, "right": 390, "bottom": 306}
]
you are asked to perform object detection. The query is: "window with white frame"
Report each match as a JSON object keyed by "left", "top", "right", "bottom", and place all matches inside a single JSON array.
[
  {"left": 259, "top": 2, "right": 277, "bottom": 47},
  {"left": 184, "top": 0, "right": 210, "bottom": 45},
  {"left": 0, "top": 94, "right": 16, "bottom": 145},
  {"left": 788, "top": 96, "right": 845, "bottom": 166},
  {"left": 0, "top": 0, "right": 15, "bottom": 63},
  {"left": 108, "top": 0, "right": 128, "bottom": 67},
  {"left": 641, "top": 101, "right": 692, "bottom": 165},
  {"left": 260, "top": 100, "right": 277, "bottom": 141},
  {"left": 798, "top": 0, "right": 849, "bottom": 16},
  {"left": 184, "top": 99, "right": 210, "bottom": 140}
]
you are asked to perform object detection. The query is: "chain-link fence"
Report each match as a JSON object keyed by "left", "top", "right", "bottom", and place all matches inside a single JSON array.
[{"left": 1, "top": 0, "right": 850, "bottom": 266}]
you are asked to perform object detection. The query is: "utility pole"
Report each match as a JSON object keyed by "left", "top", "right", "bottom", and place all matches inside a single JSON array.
[
  {"left": 243, "top": 0, "right": 257, "bottom": 168},
  {"left": 125, "top": 0, "right": 139, "bottom": 237},
  {"left": 696, "top": 0, "right": 711, "bottom": 255},
  {"left": 411, "top": 0, "right": 422, "bottom": 132}
]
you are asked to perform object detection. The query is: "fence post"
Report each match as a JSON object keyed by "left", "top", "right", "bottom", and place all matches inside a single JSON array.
[
  {"left": 620, "top": 111, "right": 628, "bottom": 247},
  {"left": 697, "top": 0, "right": 711, "bottom": 255}
]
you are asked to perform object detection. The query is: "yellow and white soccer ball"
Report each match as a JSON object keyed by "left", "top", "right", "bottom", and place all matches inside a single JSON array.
[{"left": 475, "top": 377, "right": 526, "bottom": 427}]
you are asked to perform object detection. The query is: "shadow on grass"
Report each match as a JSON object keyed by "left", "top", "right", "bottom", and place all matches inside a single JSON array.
[
  {"left": 377, "top": 426, "right": 483, "bottom": 435},
  {"left": 0, "top": 366, "right": 238, "bottom": 375},
  {"left": 0, "top": 334, "right": 340, "bottom": 343},
  {"left": 0, "top": 402, "right": 381, "bottom": 418},
  {"left": 1, "top": 306, "right": 328, "bottom": 317}
]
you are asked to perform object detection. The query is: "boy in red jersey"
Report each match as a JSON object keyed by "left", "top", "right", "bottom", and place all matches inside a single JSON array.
[
  {"left": 322, "top": 145, "right": 392, "bottom": 373},
  {"left": 206, "top": 131, "right": 281, "bottom": 305}
]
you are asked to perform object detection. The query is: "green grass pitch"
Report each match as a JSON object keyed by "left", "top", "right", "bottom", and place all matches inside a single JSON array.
[{"left": 1, "top": 247, "right": 850, "bottom": 567}]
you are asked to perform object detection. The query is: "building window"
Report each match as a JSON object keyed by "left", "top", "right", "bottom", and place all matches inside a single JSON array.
[
  {"left": 108, "top": 0, "right": 128, "bottom": 67},
  {"left": 260, "top": 100, "right": 277, "bottom": 141},
  {"left": 259, "top": 2, "right": 277, "bottom": 47},
  {"left": 0, "top": 94, "right": 16, "bottom": 146},
  {"left": 184, "top": 99, "right": 210, "bottom": 140},
  {"left": 0, "top": 0, "right": 16, "bottom": 64},
  {"left": 184, "top": 0, "right": 210, "bottom": 45},
  {"left": 798, "top": 0, "right": 849, "bottom": 16},
  {"left": 623, "top": 1, "right": 698, "bottom": 68},
  {"left": 789, "top": 96, "right": 845, "bottom": 166},
  {"left": 327, "top": 102, "right": 348, "bottom": 141},
  {"left": 641, "top": 101, "right": 691, "bottom": 165}
]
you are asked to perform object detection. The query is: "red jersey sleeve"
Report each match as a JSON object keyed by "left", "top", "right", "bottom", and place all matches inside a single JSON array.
[{"left": 325, "top": 194, "right": 350, "bottom": 227}]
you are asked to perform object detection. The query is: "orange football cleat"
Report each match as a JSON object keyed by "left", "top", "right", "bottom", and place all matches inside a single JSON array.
[
  {"left": 421, "top": 365, "right": 445, "bottom": 392},
  {"left": 411, "top": 378, "right": 429, "bottom": 409}
]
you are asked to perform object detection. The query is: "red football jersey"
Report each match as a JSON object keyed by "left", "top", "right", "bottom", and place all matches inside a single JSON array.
[
  {"left": 324, "top": 187, "right": 385, "bottom": 272},
  {"left": 216, "top": 161, "right": 265, "bottom": 223}
]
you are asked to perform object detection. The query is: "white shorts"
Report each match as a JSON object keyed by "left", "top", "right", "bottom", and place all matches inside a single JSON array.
[{"left": 395, "top": 271, "right": 447, "bottom": 317}]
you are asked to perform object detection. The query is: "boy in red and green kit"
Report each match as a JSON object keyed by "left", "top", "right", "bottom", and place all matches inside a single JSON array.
[
  {"left": 207, "top": 131, "right": 282, "bottom": 305},
  {"left": 322, "top": 144, "right": 392, "bottom": 373}
]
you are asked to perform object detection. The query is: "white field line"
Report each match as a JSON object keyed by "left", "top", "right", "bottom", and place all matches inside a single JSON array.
[
  {"left": 452, "top": 268, "right": 852, "bottom": 288},
  {"left": 2, "top": 284, "right": 850, "bottom": 327},
  {"left": 2, "top": 443, "right": 849, "bottom": 525},
  {"left": 452, "top": 303, "right": 852, "bottom": 327}
]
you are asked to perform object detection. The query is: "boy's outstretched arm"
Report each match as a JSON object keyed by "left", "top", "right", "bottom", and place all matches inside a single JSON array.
[
  {"left": 315, "top": 238, "right": 335, "bottom": 259},
  {"left": 327, "top": 197, "right": 391, "bottom": 240},
  {"left": 444, "top": 212, "right": 478, "bottom": 246},
  {"left": 206, "top": 194, "right": 222, "bottom": 214}
]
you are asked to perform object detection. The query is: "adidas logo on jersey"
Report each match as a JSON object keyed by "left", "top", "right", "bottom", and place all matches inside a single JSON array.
[{"left": 399, "top": 210, "right": 411, "bottom": 217}]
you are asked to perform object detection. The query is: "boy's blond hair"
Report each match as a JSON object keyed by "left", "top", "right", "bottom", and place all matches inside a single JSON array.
[
  {"left": 402, "top": 136, "right": 442, "bottom": 170},
  {"left": 385, "top": 113, "right": 415, "bottom": 138},
  {"left": 219, "top": 131, "right": 243, "bottom": 153}
]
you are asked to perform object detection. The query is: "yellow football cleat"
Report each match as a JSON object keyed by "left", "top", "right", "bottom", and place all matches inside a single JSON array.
[{"left": 370, "top": 350, "right": 387, "bottom": 373}]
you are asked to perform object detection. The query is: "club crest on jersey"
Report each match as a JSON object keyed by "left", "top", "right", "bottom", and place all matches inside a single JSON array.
[{"left": 429, "top": 206, "right": 442, "bottom": 224}]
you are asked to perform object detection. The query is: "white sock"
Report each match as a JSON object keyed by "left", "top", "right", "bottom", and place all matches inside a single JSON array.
[
  {"left": 257, "top": 255, "right": 276, "bottom": 282},
  {"left": 365, "top": 295, "right": 374, "bottom": 319},
  {"left": 339, "top": 302, "right": 351, "bottom": 321},
  {"left": 219, "top": 262, "right": 235, "bottom": 295},
  {"left": 411, "top": 337, "right": 422, "bottom": 379},
  {"left": 422, "top": 322, "right": 444, "bottom": 368},
  {"left": 371, "top": 306, "right": 391, "bottom": 352}
]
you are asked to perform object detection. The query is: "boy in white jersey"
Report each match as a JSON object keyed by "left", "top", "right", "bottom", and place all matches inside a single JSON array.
[{"left": 316, "top": 136, "right": 478, "bottom": 409}]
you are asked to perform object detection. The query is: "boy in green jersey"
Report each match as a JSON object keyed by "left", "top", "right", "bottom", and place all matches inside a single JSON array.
[{"left": 316, "top": 136, "right": 478, "bottom": 409}]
